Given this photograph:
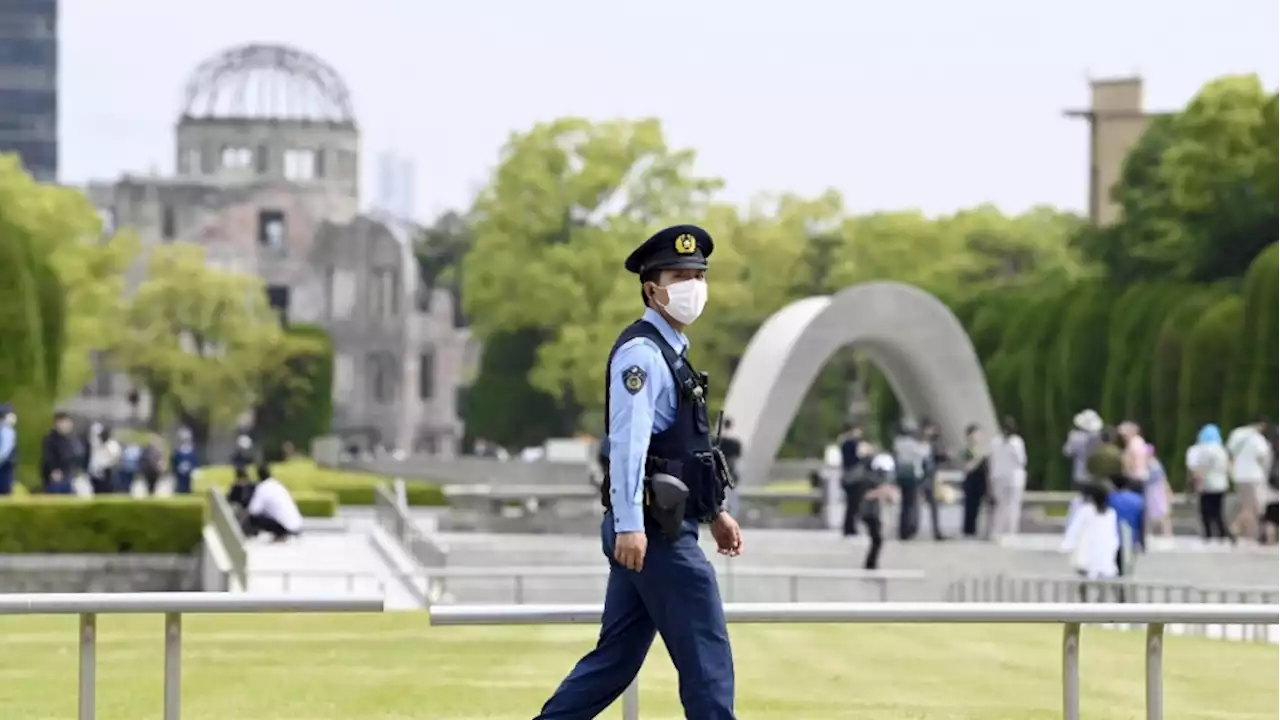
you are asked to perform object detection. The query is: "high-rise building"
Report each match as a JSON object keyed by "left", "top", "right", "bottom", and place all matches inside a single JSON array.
[
  {"left": 0, "top": 0, "right": 59, "bottom": 182},
  {"left": 374, "top": 151, "right": 416, "bottom": 220}
]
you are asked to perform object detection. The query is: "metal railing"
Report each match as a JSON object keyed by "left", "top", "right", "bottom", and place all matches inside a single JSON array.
[
  {"left": 374, "top": 484, "right": 447, "bottom": 568},
  {"left": 205, "top": 488, "right": 247, "bottom": 588},
  {"left": 424, "top": 565, "right": 924, "bottom": 604},
  {"left": 945, "top": 574, "right": 1279, "bottom": 642},
  {"left": 0, "top": 592, "right": 383, "bottom": 720},
  {"left": 250, "top": 570, "right": 388, "bottom": 595},
  {"left": 430, "top": 601, "right": 1280, "bottom": 720}
]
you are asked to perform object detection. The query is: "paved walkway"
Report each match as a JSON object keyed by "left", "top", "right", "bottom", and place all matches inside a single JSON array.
[{"left": 242, "top": 511, "right": 432, "bottom": 610}]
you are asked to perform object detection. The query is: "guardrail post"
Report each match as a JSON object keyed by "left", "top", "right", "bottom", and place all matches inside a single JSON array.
[
  {"left": 1061, "top": 622, "right": 1080, "bottom": 720},
  {"left": 1145, "top": 623, "right": 1164, "bottom": 720},
  {"left": 788, "top": 575, "right": 799, "bottom": 603},
  {"left": 79, "top": 613, "right": 96, "bottom": 720},
  {"left": 621, "top": 677, "right": 640, "bottom": 720},
  {"left": 515, "top": 576, "right": 526, "bottom": 605},
  {"left": 163, "top": 612, "right": 182, "bottom": 720}
]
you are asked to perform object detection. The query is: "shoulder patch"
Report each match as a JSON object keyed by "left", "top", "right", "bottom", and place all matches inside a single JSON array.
[{"left": 621, "top": 365, "right": 647, "bottom": 395}]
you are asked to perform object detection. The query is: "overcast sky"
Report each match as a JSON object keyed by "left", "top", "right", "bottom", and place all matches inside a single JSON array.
[{"left": 61, "top": 0, "right": 1278, "bottom": 221}]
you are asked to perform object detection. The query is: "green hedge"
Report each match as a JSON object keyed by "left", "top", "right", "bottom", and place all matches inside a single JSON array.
[
  {"left": 320, "top": 480, "right": 446, "bottom": 507},
  {"left": 292, "top": 490, "right": 338, "bottom": 518},
  {"left": 0, "top": 497, "right": 205, "bottom": 553},
  {"left": 945, "top": 244, "right": 1278, "bottom": 491},
  {"left": 195, "top": 460, "right": 448, "bottom": 508}
]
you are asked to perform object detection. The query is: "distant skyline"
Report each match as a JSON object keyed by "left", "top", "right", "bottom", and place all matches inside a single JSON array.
[{"left": 61, "top": 0, "right": 1278, "bottom": 221}]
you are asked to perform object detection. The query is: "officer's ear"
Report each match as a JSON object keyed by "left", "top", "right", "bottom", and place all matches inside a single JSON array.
[{"left": 645, "top": 280, "right": 670, "bottom": 307}]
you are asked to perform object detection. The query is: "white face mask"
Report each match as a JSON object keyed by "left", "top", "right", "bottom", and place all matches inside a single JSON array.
[{"left": 657, "top": 278, "right": 708, "bottom": 326}]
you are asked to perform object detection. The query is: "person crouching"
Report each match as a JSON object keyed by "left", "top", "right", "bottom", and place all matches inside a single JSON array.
[{"left": 244, "top": 464, "right": 303, "bottom": 542}]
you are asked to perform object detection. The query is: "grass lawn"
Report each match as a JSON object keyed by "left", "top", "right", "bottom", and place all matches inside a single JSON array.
[{"left": 0, "top": 613, "right": 1272, "bottom": 719}]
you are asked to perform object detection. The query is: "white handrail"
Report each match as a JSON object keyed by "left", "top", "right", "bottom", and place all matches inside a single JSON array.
[
  {"left": 429, "top": 601, "right": 1280, "bottom": 720},
  {"left": 250, "top": 570, "right": 388, "bottom": 595},
  {"left": 0, "top": 592, "right": 384, "bottom": 720},
  {"left": 422, "top": 565, "right": 924, "bottom": 603}
]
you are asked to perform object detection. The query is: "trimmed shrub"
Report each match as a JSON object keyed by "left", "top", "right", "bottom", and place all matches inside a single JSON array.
[
  {"left": 292, "top": 490, "right": 339, "bottom": 518},
  {"left": 1176, "top": 295, "right": 1246, "bottom": 487},
  {"left": 1239, "top": 244, "right": 1278, "bottom": 424},
  {"left": 0, "top": 496, "right": 204, "bottom": 553},
  {"left": 1148, "top": 289, "right": 1224, "bottom": 475},
  {"left": 195, "top": 460, "right": 447, "bottom": 507},
  {"left": 1041, "top": 284, "right": 1113, "bottom": 488}
]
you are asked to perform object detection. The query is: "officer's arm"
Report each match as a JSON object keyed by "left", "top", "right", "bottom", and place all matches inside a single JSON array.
[{"left": 607, "top": 341, "right": 664, "bottom": 534}]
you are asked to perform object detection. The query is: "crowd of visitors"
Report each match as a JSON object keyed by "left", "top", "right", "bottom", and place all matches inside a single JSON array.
[
  {"left": 1058, "top": 409, "right": 1278, "bottom": 596},
  {"left": 29, "top": 412, "right": 203, "bottom": 497},
  {"left": 0, "top": 408, "right": 262, "bottom": 499},
  {"left": 832, "top": 406, "right": 1278, "bottom": 574},
  {"left": 0, "top": 405, "right": 303, "bottom": 541}
]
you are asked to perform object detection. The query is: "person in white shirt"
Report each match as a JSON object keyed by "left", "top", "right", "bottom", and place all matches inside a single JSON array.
[
  {"left": 86, "top": 424, "right": 122, "bottom": 495},
  {"left": 1186, "top": 424, "right": 1233, "bottom": 542},
  {"left": 245, "top": 464, "right": 303, "bottom": 542},
  {"left": 1060, "top": 482, "right": 1120, "bottom": 601},
  {"left": 1226, "top": 415, "right": 1275, "bottom": 542},
  {"left": 988, "top": 416, "right": 1028, "bottom": 539}
]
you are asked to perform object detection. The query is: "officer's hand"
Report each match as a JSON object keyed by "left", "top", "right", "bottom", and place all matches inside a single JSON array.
[
  {"left": 710, "top": 512, "right": 743, "bottom": 557},
  {"left": 614, "top": 531, "right": 648, "bottom": 572}
]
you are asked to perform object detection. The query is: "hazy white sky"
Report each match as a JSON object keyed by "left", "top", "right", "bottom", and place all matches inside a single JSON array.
[{"left": 62, "top": 0, "right": 1278, "bottom": 220}]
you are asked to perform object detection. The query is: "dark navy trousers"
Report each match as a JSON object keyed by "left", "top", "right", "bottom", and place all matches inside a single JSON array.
[{"left": 535, "top": 516, "right": 736, "bottom": 719}]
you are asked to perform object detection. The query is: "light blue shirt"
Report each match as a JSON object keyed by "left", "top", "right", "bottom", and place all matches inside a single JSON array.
[
  {"left": 608, "top": 307, "right": 688, "bottom": 533},
  {"left": 0, "top": 425, "right": 15, "bottom": 465}
]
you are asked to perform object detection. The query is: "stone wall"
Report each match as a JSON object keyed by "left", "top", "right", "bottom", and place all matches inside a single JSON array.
[{"left": 0, "top": 554, "right": 202, "bottom": 593}]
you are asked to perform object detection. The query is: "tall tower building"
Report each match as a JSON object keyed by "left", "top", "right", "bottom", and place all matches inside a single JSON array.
[
  {"left": 0, "top": 0, "right": 59, "bottom": 182},
  {"left": 1064, "top": 77, "right": 1161, "bottom": 226}
]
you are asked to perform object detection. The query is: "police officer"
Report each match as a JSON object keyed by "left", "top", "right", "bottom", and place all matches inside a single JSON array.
[{"left": 535, "top": 224, "right": 742, "bottom": 719}]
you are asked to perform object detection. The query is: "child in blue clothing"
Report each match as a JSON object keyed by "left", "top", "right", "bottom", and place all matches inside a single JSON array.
[{"left": 1108, "top": 478, "right": 1146, "bottom": 599}]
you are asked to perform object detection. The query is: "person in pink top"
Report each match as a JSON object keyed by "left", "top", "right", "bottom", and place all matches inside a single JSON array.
[
  {"left": 1118, "top": 422, "right": 1149, "bottom": 484},
  {"left": 1118, "top": 422, "right": 1155, "bottom": 542},
  {"left": 1144, "top": 443, "right": 1173, "bottom": 537}
]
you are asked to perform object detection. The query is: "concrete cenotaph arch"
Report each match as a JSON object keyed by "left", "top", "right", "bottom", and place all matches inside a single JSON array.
[{"left": 721, "top": 281, "right": 998, "bottom": 488}]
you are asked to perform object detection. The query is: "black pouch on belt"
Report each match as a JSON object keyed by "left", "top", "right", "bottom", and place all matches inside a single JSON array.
[{"left": 645, "top": 472, "right": 689, "bottom": 541}]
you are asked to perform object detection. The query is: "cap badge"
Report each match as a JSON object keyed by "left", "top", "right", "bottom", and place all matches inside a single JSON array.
[{"left": 674, "top": 233, "right": 697, "bottom": 255}]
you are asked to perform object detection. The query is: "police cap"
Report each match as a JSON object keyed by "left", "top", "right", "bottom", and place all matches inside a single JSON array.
[{"left": 623, "top": 224, "right": 714, "bottom": 275}]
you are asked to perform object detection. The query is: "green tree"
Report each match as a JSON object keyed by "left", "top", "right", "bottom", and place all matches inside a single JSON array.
[
  {"left": 254, "top": 323, "right": 334, "bottom": 461},
  {"left": 416, "top": 210, "right": 472, "bottom": 327},
  {"left": 462, "top": 329, "right": 578, "bottom": 449},
  {"left": 0, "top": 229, "right": 49, "bottom": 488},
  {"left": 0, "top": 154, "right": 80, "bottom": 487},
  {"left": 114, "top": 245, "right": 301, "bottom": 450},
  {"left": 461, "top": 118, "right": 722, "bottom": 426},
  {"left": 0, "top": 154, "right": 138, "bottom": 399},
  {"left": 1079, "top": 76, "right": 1278, "bottom": 283}
]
